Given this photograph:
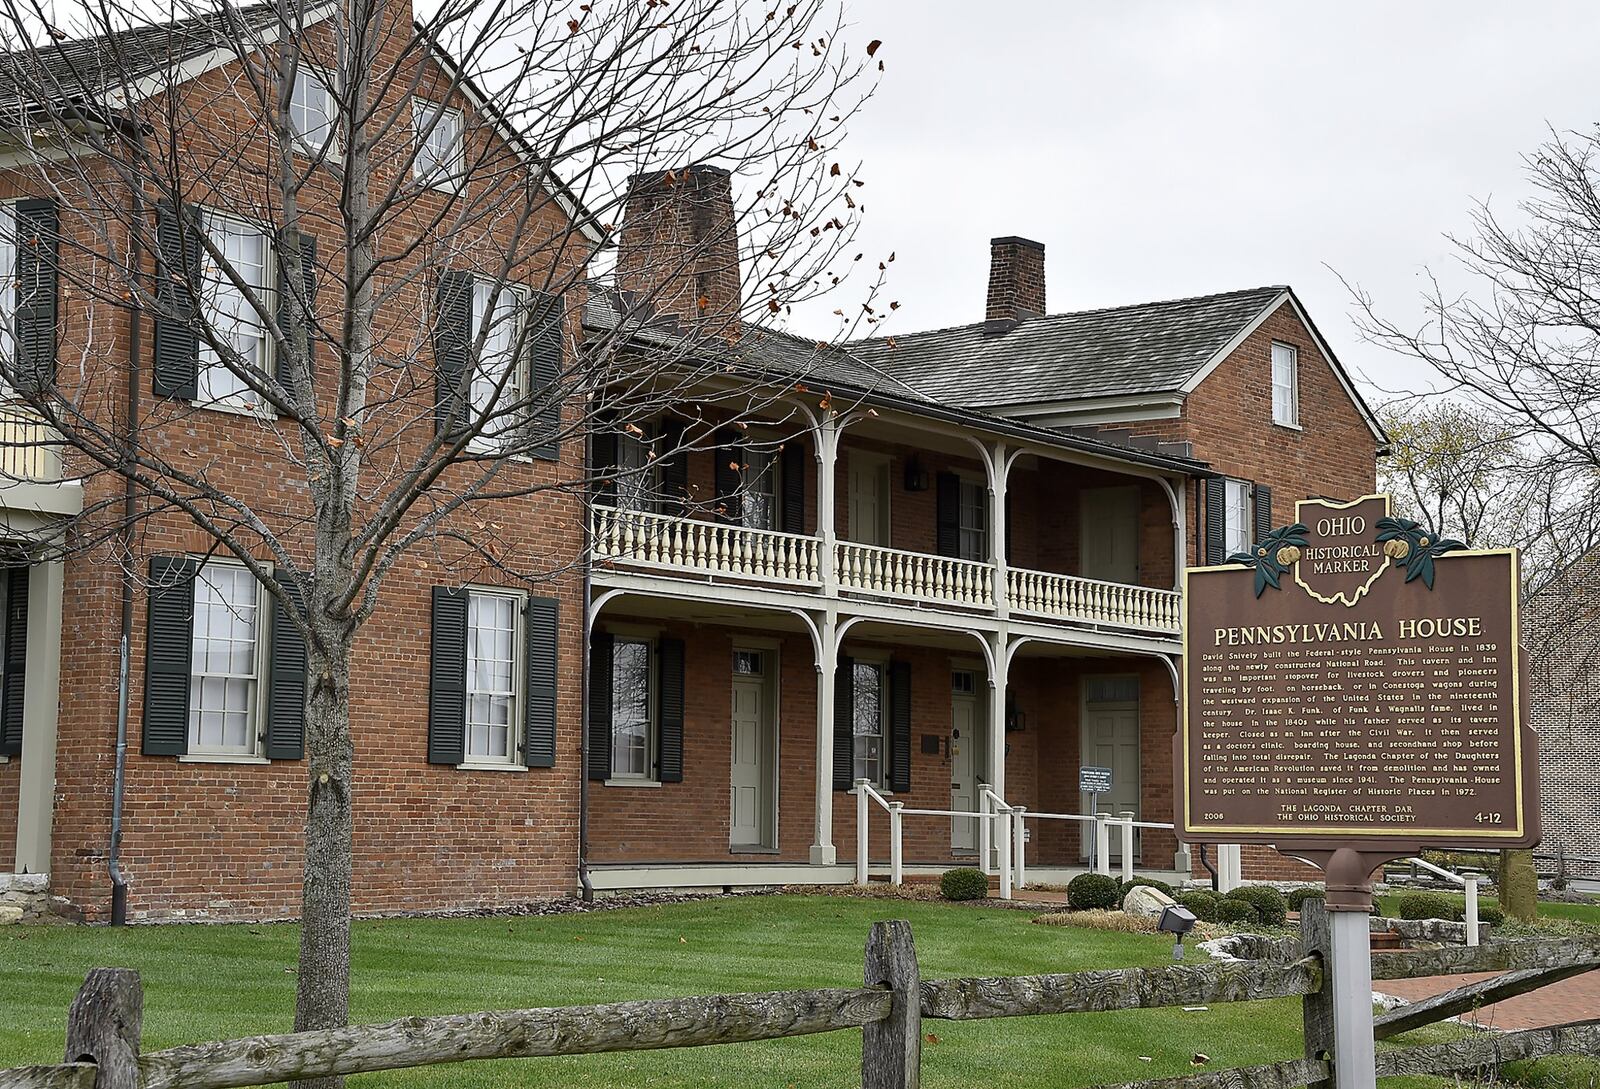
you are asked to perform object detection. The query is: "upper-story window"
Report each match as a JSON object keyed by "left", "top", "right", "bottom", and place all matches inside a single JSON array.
[
  {"left": 740, "top": 448, "right": 777, "bottom": 531},
  {"left": 958, "top": 478, "right": 987, "bottom": 562},
  {"left": 465, "top": 588, "right": 522, "bottom": 765},
  {"left": 615, "top": 432, "right": 655, "bottom": 512},
  {"left": 198, "top": 211, "right": 272, "bottom": 411},
  {"left": 0, "top": 202, "right": 15, "bottom": 385},
  {"left": 467, "top": 282, "right": 528, "bottom": 453},
  {"left": 413, "top": 99, "right": 465, "bottom": 187},
  {"left": 289, "top": 70, "right": 338, "bottom": 155},
  {"left": 189, "top": 561, "right": 265, "bottom": 757},
  {"left": 1223, "top": 478, "right": 1254, "bottom": 556},
  {"left": 1271, "top": 342, "right": 1299, "bottom": 428}
]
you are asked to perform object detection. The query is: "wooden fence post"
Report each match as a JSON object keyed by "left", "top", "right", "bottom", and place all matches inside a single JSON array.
[
  {"left": 862, "top": 920, "right": 920, "bottom": 1089},
  {"left": 64, "top": 968, "right": 143, "bottom": 1089},
  {"left": 1300, "top": 898, "right": 1334, "bottom": 1089}
]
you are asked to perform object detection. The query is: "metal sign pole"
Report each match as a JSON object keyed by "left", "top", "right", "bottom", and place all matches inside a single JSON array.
[{"left": 1329, "top": 907, "right": 1376, "bottom": 1089}]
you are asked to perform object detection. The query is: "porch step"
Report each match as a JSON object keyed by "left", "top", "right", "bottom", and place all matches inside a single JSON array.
[{"left": 1370, "top": 929, "right": 1407, "bottom": 952}]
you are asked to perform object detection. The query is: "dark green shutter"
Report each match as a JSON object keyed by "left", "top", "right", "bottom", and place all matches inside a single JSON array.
[
  {"left": 527, "top": 291, "right": 562, "bottom": 460},
  {"left": 587, "top": 630, "right": 613, "bottom": 780},
  {"left": 832, "top": 654, "right": 854, "bottom": 790},
  {"left": 1253, "top": 482, "right": 1273, "bottom": 544},
  {"left": 264, "top": 574, "right": 307, "bottom": 760},
  {"left": 151, "top": 201, "right": 200, "bottom": 399},
  {"left": 1204, "top": 477, "right": 1226, "bottom": 564},
  {"left": 143, "top": 555, "right": 196, "bottom": 755},
  {"left": 524, "top": 595, "right": 558, "bottom": 768},
  {"left": 658, "top": 419, "right": 688, "bottom": 517},
  {"left": 657, "top": 636, "right": 684, "bottom": 783},
  {"left": 780, "top": 438, "right": 806, "bottom": 534},
  {"left": 935, "top": 472, "right": 960, "bottom": 558},
  {"left": 591, "top": 415, "right": 618, "bottom": 508},
  {"left": 427, "top": 586, "right": 468, "bottom": 764},
  {"left": 433, "top": 270, "right": 473, "bottom": 435},
  {"left": 274, "top": 230, "right": 316, "bottom": 391},
  {"left": 714, "top": 429, "right": 743, "bottom": 524},
  {"left": 0, "top": 567, "right": 28, "bottom": 755},
  {"left": 888, "top": 660, "right": 911, "bottom": 793},
  {"left": 13, "top": 199, "right": 58, "bottom": 395}
]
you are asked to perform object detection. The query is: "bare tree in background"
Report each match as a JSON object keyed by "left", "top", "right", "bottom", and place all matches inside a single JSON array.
[{"left": 0, "top": 0, "right": 883, "bottom": 1060}]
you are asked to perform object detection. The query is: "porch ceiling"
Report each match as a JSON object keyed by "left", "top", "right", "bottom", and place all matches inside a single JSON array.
[{"left": 593, "top": 592, "right": 816, "bottom": 636}]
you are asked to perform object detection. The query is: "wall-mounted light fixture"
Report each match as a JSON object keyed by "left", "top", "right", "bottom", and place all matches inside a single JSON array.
[
  {"left": 1005, "top": 697, "right": 1025, "bottom": 733},
  {"left": 903, "top": 457, "right": 929, "bottom": 492}
]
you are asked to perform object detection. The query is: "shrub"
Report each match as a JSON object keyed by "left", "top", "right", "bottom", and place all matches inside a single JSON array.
[
  {"left": 1177, "top": 890, "right": 1220, "bottom": 922},
  {"left": 1476, "top": 901, "right": 1505, "bottom": 927},
  {"left": 1225, "top": 885, "right": 1288, "bottom": 928},
  {"left": 1034, "top": 909, "right": 1161, "bottom": 934},
  {"left": 1117, "top": 877, "right": 1175, "bottom": 906},
  {"left": 1217, "top": 898, "right": 1259, "bottom": 926},
  {"left": 1396, "top": 891, "right": 1462, "bottom": 922},
  {"left": 940, "top": 868, "right": 989, "bottom": 902},
  {"left": 1286, "top": 887, "right": 1324, "bottom": 912},
  {"left": 1067, "top": 873, "right": 1120, "bottom": 911}
]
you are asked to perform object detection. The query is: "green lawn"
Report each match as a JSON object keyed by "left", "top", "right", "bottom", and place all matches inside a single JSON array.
[
  {"left": 0, "top": 894, "right": 1534, "bottom": 1088},
  {"left": 1375, "top": 891, "right": 1600, "bottom": 929}
]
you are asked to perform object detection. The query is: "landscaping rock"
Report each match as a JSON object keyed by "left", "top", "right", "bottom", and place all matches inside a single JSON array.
[
  {"left": 1122, "top": 885, "right": 1177, "bottom": 918},
  {"left": 0, "top": 904, "right": 25, "bottom": 925}
]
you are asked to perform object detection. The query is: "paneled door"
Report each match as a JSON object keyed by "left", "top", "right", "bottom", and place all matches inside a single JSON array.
[
  {"left": 950, "top": 670, "right": 982, "bottom": 852},
  {"left": 1081, "top": 674, "right": 1141, "bottom": 861},
  {"left": 848, "top": 453, "right": 890, "bottom": 546},
  {"left": 730, "top": 649, "right": 776, "bottom": 849},
  {"left": 1080, "top": 485, "right": 1140, "bottom": 584}
]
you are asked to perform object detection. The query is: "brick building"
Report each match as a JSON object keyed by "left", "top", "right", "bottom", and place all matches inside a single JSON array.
[{"left": 0, "top": 11, "right": 1385, "bottom": 921}]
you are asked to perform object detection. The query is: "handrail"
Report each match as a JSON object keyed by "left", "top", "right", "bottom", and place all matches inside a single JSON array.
[
  {"left": 1404, "top": 856, "right": 1482, "bottom": 946},
  {"left": 1007, "top": 564, "right": 1181, "bottom": 632},
  {"left": 836, "top": 539, "right": 994, "bottom": 607},
  {"left": 592, "top": 507, "right": 823, "bottom": 584}
]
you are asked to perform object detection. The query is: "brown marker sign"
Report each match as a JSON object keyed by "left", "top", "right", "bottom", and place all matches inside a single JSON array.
[{"left": 1177, "top": 494, "right": 1538, "bottom": 873}]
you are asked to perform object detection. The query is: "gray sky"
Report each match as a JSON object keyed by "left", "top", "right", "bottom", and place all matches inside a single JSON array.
[{"left": 796, "top": 1, "right": 1600, "bottom": 398}]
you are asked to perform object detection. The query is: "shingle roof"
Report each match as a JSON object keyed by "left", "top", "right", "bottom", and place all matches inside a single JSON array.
[{"left": 848, "top": 285, "right": 1288, "bottom": 409}]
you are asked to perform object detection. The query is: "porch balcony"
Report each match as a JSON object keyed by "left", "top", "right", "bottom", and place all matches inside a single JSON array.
[{"left": 591, "top": 505, "right": 1181, "bottom": 637}]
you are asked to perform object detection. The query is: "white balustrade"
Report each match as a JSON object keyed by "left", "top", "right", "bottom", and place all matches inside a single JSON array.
[
  {"left": 834, "top": 540, "right": 994, "bottom": 608},
  {"left": 1006, "top": 565, "right": 1181, "bottom": 632},
  {"left": 592, "top": 506, "right": 822, "bottom": 585}
]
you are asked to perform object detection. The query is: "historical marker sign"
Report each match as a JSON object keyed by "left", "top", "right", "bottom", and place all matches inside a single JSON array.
[{"left": 1177, "top": 494, "right": 1539, "bottom": 857}]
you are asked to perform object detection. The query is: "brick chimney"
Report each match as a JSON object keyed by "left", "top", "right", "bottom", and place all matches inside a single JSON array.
[
  {"left": 986, "top": 236, "right": 1046, "bottom": 321},
  {"left": 616, "top": 163, "right": 742, "bottom": 339}
]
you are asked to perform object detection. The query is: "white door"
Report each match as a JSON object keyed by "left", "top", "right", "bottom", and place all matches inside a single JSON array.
[
  {"left": 1082, "top": 676, "right": 1141, "bottom": 860},
  {"left": 950, "top": 672, "right": 981, "bottom": 852},
  {"left": 1081, "top": 486, "right": 1140, "bottom": 584},
  {"left": 848, "top": 455, "right": 888, "bottom": 546},
  {"left": 730, "top": 651, "right": 774, "bottom": 849}
]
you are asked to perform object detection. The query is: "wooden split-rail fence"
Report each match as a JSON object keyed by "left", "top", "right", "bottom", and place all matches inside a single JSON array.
[{"left": 3, "top": 901, "right": 1600, "bottom": 1089}]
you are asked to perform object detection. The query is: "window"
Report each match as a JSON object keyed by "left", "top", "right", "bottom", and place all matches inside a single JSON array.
[
  {"left": 1271, "top": 342, "right": 1299, "bottom": 427},
  {"left": 465, "top": 590, "right": 521, "bottom": 765},
  {"left": 611, "top": 637, "right": 652, "bottom": 778},
  {"left": 289, "top": 70, "right": 338, "bottom": 155},
  {"left": 413, "top": 99, "right": 464, "bottom": 186},
  {"left": 733, "top": 650, "right": 763, "bottom": 676},
  {"left": 615, "top": 431, "right": 655, "bottom": 512},
  {"left": 958, "top": 478, "right": 987, "bottom": 561},
  {"left": 197, "top": 211, "right": 272, "bottom": 411},
  {"left": 189, "top": 562, "right": 264, "bottom": 756},
  {"left": 1223, "top": 478, "right": 1253, "bottom": 556},
  {"left": 740, "top": 448, "right": 777, "bottom": 530},
  {"left": 0, "top": 202, "right": 15, "bottom": 378},
  {"left": 467, "top": 282, "right": 528, "bottom": 452},
  {"left": 852, "top": 660, "right": 884, "bottom": 784},
  {"left": 951, "top": 669, "right": 976, "bottom": 695}
]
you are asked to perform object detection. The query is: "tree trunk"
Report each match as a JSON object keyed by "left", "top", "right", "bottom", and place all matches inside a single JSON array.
[
  {"left": 294, "top": 636, "right": 355, "bottom": 1089},
  {"left": 1501, "top": 849, "right": 1538, "bottom": 923}
]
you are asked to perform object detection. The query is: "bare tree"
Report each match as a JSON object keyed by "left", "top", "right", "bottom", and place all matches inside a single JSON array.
[{"left": 0, "top": 0, "right": 882, "bottom": 1061}]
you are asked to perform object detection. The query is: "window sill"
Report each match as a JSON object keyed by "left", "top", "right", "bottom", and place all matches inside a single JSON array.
[
  {"left": 729, "top": 844, "right": 780, "bottom": 855},
  {"left": 1272, "top": 419, "right": 1303, "bottom": 432},
  {"left": 603, "top": 777, "right": 662, "bottom": 788},
  {"left": 179, "top": 752, "right": 270, "bottom": 765},
  {"left": 190, "top": 397, "right": 276, "bottom": 421},
  {"left": 457, "top": 761, "right": 529, "bottom": 773}
]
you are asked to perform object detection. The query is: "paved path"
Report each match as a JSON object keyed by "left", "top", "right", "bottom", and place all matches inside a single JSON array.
[{"left": 1377, "top": 966, "right": 1600, "bottom": 1031}]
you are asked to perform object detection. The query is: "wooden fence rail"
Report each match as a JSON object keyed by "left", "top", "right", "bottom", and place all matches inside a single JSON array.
[{"left": 3, "top": 903, "right": 1599, "bottom": 1089}]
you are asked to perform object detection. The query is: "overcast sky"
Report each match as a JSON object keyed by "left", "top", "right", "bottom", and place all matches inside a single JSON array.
[{"left": 794, "top": 1, "right": 1600, "bottom": 397}]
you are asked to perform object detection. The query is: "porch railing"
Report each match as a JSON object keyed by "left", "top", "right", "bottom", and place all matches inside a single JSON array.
[
  {"left": 835, "top": 540, "right": 993, "bottom": 608},
  {"left": 0, "top": 406, "right": 64, "bottom": 482},
  {"left": 592, "top": 506, "right": 823, "bottom": 585},
  {"left": 1007, "top": 566, "right": 1181, "bottom": 632}
]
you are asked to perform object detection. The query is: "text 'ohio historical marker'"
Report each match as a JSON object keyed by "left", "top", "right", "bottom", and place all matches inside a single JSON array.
[{"left": 1176, "top": 494, "right": 1539, "bottom": 897}]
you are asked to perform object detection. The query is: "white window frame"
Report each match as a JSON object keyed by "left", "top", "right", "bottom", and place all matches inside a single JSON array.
[
  {"left": 184, "top": 559, "right": 268, "bottom": 762},
  {"left": 195, "top": 209, "right": 275, "bottom": 417},
  {"left": 0, "top": 571, "right": 8, "bottom": 763},
  {"left": 615, "top": 430, "right": 656, "bottom": 513},
  {"left": 0, "top": 201, "right": 15, "bottom": 397},
  {"left": 851, "top": 656, "right": 888, "bottom": 788},
  {"left": 739, "top": 445, "right": 779, "bottom": 531},
  {"left": 412, "top": 99, "right": 465, "bottom": 188},
  {"left": 460, "top": 587, "right": 526, "bottom": 770},
  {"left": 466, "top": 281, "right": 529, "bottom": 454},
  {"left": 1271, "top": 342, "right": 1300, "bottom": 429},
  {"left": 957, "top": 477, "right": 988, "bottom": 562},
  {"left": 289, "top": 68, "right": 340, "bottom": 159},
  {"left": 1223, "top": 478, "right": 1254, "bottom": 556},
  {"left": 609, "top": 635, "right": 656, "bottom": 782}
]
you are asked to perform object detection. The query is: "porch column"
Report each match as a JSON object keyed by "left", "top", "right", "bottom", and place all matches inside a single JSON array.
[
  {"left": 986, "top": 631, "right": 1009, "bottom": 868},
  {"left": 987, "top": 443, "right": 1012, "bottom": 619},
  {"left": 1159, "top": 475, "right": 1187, "bottom": 588},
  {"left": 813, "top": 416, "right": 842, "bottom": 596},
  {"left": 14, "top": 557, "right": 64, "bottom": 873},
  {"left": 810, "top": 610, "right": 838, "bottom": 865}
]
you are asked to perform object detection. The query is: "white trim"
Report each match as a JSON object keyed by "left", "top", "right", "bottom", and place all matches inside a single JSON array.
[
  {"left": 602, "top": 777, "right": 662, "bottom": 788},
  {"left": 729, "top": 637, "right": 781, "bottom": 851},
  {"left": 457, "top": 761, "right": 529, "bottom": 773},
  {"left": 185, "top": 558, "right": 269, "bottom": 760},
  {"left": 586, "top": 862, "right": 855, "bottom": 891},
  {"left": 179, "top": 753, "right": 271, "bottom": 765},
  {"left": 987, "top": 393, "right": 1186, "bottom": 426},
  {"left": 1271, "top": 341, "right": 1300, "bottom": 429}
]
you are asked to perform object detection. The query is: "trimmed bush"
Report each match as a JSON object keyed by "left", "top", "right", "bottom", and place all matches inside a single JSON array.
[
  {"left": 1286, "top": 887, "right": 1324, "bottom": 912},
  {"left": 1117, "top": 877, "right": 1175, "bottom": 906},
  {"left": 1477, "top": 902, "right": 1505, "bottom": 927},
  {"left": 1067, "top": 872, "right": 1120, "bottom": 911},
  {"left": 1217, "top": 898, "right": 1259, "bottom": 926},
  {"left": 1225, "top": 885, "right": 1288, "bottom": 928},
  {"left": 940, "top": 867, "right": 989, "bottom": 902},
  {"left": 1396, "top": 890, "right": 1462, "bottom": 922},
  {"left": 1177, "top": 890, "right": 1220, "bottom": 922}
]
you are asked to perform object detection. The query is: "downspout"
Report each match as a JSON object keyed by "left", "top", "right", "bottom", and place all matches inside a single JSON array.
[
  {"left": 577, "top": 426, "right": 594, "bottom": 903},
  {"left": 109, "top": 155, "right": 145, "bottom": 925},
  {"left": 1198, "top": 843, "right": 1219, "bottom": 893}
]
